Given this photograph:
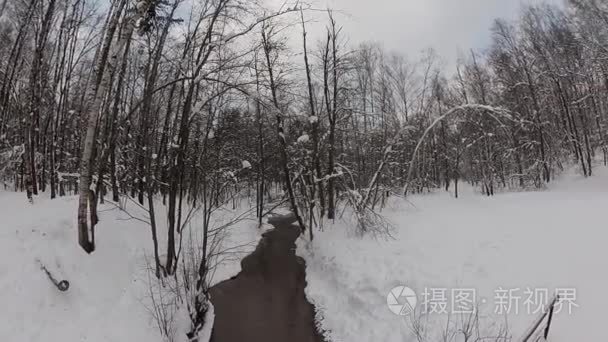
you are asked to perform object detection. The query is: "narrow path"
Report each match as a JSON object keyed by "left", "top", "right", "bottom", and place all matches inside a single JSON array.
[{"left": 209, "top": 214, "right": 325, "bottom": 342}]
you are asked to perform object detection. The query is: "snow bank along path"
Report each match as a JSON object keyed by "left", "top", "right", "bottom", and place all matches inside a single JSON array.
[
  {"left": 0, "top": 193, "right": 162, "bottom": 342},
  {"left": 0, "top": 192, "right": 264, "bottom": 342},
  {"left": 298, "top": 167, "right": 608, "bottom": 342}
]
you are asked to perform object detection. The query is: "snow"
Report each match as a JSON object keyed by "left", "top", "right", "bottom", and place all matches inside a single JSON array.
[
  {"left": 0, "top": 194, "right": 160, "bottom": 342},
  {"left": 4, "top": 163, "right": 606, "bottom": 342},
  {"left": 198, "top": 303, "right": 215, "bottom": 342},
  {"left": 297, "top": 134, "right": 310, "bottom": 144},
  {"left": 298, "top": 165, "right": 608, "bottom": 342},
  {"left": 0, "top": 192, "right": 265, "bottom": 342}
]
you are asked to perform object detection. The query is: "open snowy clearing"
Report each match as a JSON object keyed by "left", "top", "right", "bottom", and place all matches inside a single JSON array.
[
  {"left": 1, "top": 166, "right": 606, "bottom": 342},
  {"left": 0, "top": 193, "right": 264, "bottom": 342},
  {"left": 299, "top": 166, "right": 608, "bottom": 342}
]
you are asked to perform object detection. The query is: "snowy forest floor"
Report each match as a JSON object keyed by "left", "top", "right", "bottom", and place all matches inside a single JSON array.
[
  {"left": 0, "top": 192, "right": 266, "bottom": 342},
  {"left": 1, "top": 165, "right": 606, "bottom": 342},
  {"left": 299, "top": 165, "right": 608, "bottom": 342}
]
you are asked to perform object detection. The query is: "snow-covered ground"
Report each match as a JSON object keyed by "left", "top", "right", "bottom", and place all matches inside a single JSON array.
[
  {"left": 0, "top": 192, "right": 263, "bottom": 342},
  {"left": 299, "top": 166, "right": 608, "bottom": 342},
  {"left": 2, "top": 165, "right": 606, "bottom": 342}
]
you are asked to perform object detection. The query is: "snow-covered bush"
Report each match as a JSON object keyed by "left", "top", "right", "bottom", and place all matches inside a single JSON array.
[{"left": 340, "top": 188, "right": 394, "bottom": 238}]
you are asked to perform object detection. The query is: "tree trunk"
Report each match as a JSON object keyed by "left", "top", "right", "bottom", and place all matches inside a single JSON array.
[
  {"left": 261, "top": 26, "right": 306, "bottom": 232},
  {"left": 77, "top": 0, "right": 134, "bottom": 253}
]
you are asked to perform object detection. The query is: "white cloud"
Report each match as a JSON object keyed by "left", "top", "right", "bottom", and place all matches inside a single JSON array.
[{"left": 289, "top": 0, "right": 564, "bottom": 66}]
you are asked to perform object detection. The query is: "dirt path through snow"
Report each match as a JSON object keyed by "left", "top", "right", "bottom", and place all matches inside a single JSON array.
[{"left": 209, "top": 214, "right": 325, "bottom": 342}]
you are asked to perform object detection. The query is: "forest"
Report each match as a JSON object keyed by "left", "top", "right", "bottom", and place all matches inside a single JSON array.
[{"left": 0, "top": 0, "right": 607, "bottom": 339}]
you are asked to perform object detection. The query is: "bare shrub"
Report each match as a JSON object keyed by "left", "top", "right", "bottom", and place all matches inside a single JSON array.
[
  {"left": 406, "top": 307, "right": 513, "bottom": 342},
  {"left": 145, "top": 261, "right": 180, "bottom": 342},
  {"left": 144, "top": 204, "right": 255, "bottom": 341},
  {"left": 339, "top": 188, "right": 395, "bottom": 238}
]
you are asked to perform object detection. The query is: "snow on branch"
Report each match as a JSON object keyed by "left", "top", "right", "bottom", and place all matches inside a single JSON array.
[{"left": 402, "top": 104, "right": 518, "bottom": 195}]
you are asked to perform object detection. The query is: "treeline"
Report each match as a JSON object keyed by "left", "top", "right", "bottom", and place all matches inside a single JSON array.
[{"left": 1, "top": 0, "right": 607, "bottom": 241}]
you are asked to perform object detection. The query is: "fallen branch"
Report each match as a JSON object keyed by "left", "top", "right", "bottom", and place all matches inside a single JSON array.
[{"left": 36, "top": 258, "right": 69, "bottom": 292}]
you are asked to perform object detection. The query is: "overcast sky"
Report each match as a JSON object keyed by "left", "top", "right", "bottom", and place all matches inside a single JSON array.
[{"left": 288, "top": 0, "right": 564, "bottom": 66}]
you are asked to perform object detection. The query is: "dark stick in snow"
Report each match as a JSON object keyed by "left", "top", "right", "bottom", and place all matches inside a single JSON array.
[{"left": 36, "top": 259, "right": 69, "bottom": 292}]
